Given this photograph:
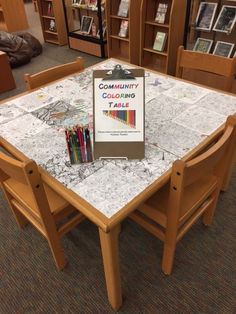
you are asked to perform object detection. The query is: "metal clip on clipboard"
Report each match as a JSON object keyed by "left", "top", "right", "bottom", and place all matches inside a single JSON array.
[{"left": 103, "top": 64, "right": 136, "bottom": 81}]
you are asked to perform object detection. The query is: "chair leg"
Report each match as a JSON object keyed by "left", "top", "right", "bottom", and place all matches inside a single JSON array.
[
  {"left": 11, "top": 205, "right": 28, "bottom": 228},
  {"left": 202, "top": 190, "right": 219, "bottom": 226},
  {"left": 2, "top": 188, "right": 28, "bottom": 228},
  {"left": 162, "top": 242, "right": 177, "bottom": 275},
  {"left": 46, "top": 234, "right": 67, "bottom": 270}
]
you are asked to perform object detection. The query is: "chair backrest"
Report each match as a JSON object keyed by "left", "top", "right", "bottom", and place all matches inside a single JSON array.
[
  {"left": 168, "top": 115, "right": 236, "bottom": 219},
  {"left": 0, "top": 137, "right": 51, "bottom": 221},
  {"left": 176, "top": 46, "right": 236, "bottom": 92},
  {"left": 24, "top": 57, "right": 84, "bottom": 90}
]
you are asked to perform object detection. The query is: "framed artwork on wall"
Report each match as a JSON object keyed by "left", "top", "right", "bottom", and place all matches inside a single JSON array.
[
  {"left": 213, "top": 5, "right": 236, "bottom": 33},
  {"left": 195, "top": 2, "right": 218, "bottom": 31},
  {"left": 193, "top": 37, "right": 213, "bottom": 53},
  {"left": 213, "top": 41, "right": 234, "bottom": 57}
]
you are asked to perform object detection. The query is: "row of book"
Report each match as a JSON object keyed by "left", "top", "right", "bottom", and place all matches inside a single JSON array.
[
  {"left": 118, "top": 0, "right": 169, "bottom": 23},
  {"left": 193, "top": 37, "right": 236, "bottom": 58},
  {"left": 195, "top": 3, "right": 236, "bottom": 34},
  {"left": 65, "top": 126, "right": 93, "bottom": 164}
]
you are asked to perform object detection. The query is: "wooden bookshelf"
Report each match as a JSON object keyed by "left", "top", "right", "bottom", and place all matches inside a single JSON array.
[
  {"left": 140, "top": 0, "right": 187, "bottom": 75},
  {"left": 37, "top": 0, "right": 68, "bottom": 45},
  {"left": 0, "top": 51, "right": 15, "bottom": 93},
  {"left": 0, "top": 0, "right": 28, "bottom": 32},
  {"left": 187, "top": 0, "right": 236, "bottom": 50},
  {"left": 64, "top": 0, "right": 107, "bottom": 58},
  {"left": 185, "top": 0, "right": 236, "bottom": 93},
  {"left": 106, "top": 0, "right": 142, "bottom": 65}
]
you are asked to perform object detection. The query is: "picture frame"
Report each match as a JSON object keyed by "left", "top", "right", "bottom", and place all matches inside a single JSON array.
[
  {"left": 193, "top": 37, "right": 213, "bottom": 53},
  {"left": 213, "top": 41, "right": 235, "bottom": 57},
  {"left": 80, "top": 15, "right": 93, "bottom": 34},
  {"left": 153, "top": 31, "right": 167, "bottom": 52},
  {"left": 195, "top": 2, "right": 218, "bottom": 31},
  {"left": 213, "top": 5, "right": 236, "bottom": 33},
  {"left": 117, "top": 0, "right": 130, "bottom": 18}
]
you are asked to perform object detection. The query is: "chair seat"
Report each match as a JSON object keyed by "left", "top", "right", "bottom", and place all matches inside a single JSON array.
[
  {"left": 139, "top": 174, "right": 218, "bottom": 227},
  {"left": 3, "top": 178, "right": 69, "bottom": 216}
]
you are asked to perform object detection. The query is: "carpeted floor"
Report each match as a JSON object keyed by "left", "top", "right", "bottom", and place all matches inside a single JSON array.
[
  {"left": 0, "top": 169, "right": 236, "bottom": 313},
  {"left": 0, "top": 2, "right": 101, "bottom": 102}
]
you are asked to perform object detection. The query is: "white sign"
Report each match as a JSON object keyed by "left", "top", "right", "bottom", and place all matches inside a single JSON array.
[{"left": 94, "top": 78, "right": 144, "bottom": 142}]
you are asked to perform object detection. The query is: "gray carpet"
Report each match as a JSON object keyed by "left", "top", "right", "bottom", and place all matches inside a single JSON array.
[
  {"left": 0, "top": 2, "right": 101, "bottom": 102},
  {"left": 0, "top": 170, "right": 236, "bottom": 313},
  {"left": 0, "top": 44, "right": 101, "bottom": 101}
]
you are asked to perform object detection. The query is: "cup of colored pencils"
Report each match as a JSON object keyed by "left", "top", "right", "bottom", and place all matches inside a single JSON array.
[{"left": 65, "top": 125, "right": 93, "bottom": 164}]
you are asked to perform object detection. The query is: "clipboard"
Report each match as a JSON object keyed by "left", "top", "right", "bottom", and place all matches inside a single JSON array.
[{"left": 93, "top": 65, "right": 145, "bottom": 160}]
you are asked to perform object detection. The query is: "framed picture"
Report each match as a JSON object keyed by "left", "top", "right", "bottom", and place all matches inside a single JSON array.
[
  {"left": 213, "top": 41, "right": 234, "bottom": 57},
  {"left": 153, "top": 31, "right": 167, "bottom": 52},
  {"left": 193, "top": 37, "right": 213, "bottom": 53},
  {"left": 195, "top": 2, "right": 218, "bottom": 31},
  {"left": 80, "top": 15, "right": 93, "bottom": 34},
  {"left": 213, "top": 5, "right": 236, "bottom": 33},
  {"left": 117, "top": 0, "right": 130, "bottom": 17}
]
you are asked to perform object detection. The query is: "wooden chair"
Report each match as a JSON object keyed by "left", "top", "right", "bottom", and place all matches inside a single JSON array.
[
  {"left": 130, "top": 115, "right": 236, "bottom": 275},
  {"left": 0, "top": 137, "right": 84, "bottom": 270},
  {"left": 24, "top": 57, "right": 84, "bottom": 90},
  {"left": 176, "top": 46, "right": 236, "bottom": 92}
]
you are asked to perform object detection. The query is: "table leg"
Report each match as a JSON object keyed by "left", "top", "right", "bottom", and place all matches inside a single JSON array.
[{"left": 99, "top": 225, "right": 122, "bottom": 311}]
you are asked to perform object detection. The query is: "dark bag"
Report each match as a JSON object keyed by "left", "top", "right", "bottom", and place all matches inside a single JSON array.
[
  {"left": 15, "top": 31, "right": 42, "bottom": 58},
  {"left": 0, "top": 31, "right": 32, "bottom": 67}
]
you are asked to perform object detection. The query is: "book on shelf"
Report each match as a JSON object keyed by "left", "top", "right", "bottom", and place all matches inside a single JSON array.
[
  {"left": 155, "top": 3, "right": 168, "bottom": 24},
  {"left": 193, "top": 37, "right": 213, "bottom": 53},
  {"left": 47, "top": 2, "right": 53, "bottom": 16},
  {"left": 118, "top": 20, "right": 129, "bottom": 38},
  {"left": 213, "top": 5, "right": 236, "bottom": 33},
  {"left": 213, "top": 41, "right": 234, "bottom": 57},
  {"left": 117, "top": 0, "right": 130, "bottom": 17},
  {"left": 96, "top": 21, "right": 106, "bottom": 38},
  {"left": 153, "top": 31, "right": 167, "bottom": 51},
  {"left": 195, "top": 2, "right": 218, "bottom": 31}
]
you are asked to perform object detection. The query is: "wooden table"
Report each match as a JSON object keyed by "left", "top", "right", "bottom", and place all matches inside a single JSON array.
[{"left": 0, "top": 59, "right": 235, "bottom": 310}]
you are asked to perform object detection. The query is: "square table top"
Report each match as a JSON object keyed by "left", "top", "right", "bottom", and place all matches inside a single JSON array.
[{"left": 0, "top": 59, "right": 236, "bottom": 223}]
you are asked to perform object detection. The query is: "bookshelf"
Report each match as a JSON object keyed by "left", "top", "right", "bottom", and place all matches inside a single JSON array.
[
  {"left": 106, "top": 0, "right": 142, "bottom": 65},
  {"left": 0, "top": 0, "right": 28, "bottom": 32},
  {"left": 140, "top": 0, "right": 187, "bottom": 75},
  {"left": 187, "top": 0, "right": 236, "bottom": 52},
  {"left": 37, "top": 0, "right": 68, "bottom": 45},
  {"left": 63, "top": 0, "right": 107, "bottom": 58},
  {"left": 185, "top": 0, "right": 236, "bottom": 92}
]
